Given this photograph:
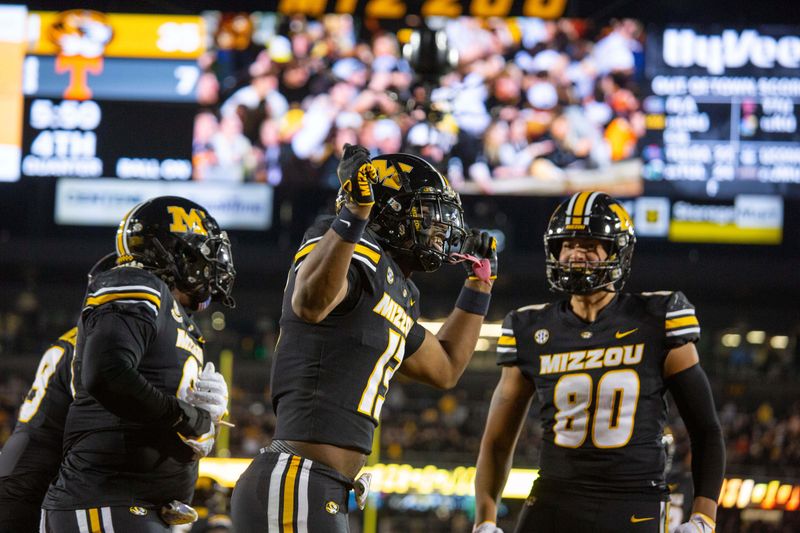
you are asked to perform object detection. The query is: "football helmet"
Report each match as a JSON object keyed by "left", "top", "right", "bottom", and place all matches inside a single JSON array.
[
  {"left": 544, "top": 191, "right": 635, "bottom": 294},
  {"left": 338, "top": 153, "right": 466, "bottom": 272},
  {"left": 87, "top": 252, "right": 118, "bottom": 283},
  {"left": 115, "top": 196, "right": 236, "bottom": 309}
]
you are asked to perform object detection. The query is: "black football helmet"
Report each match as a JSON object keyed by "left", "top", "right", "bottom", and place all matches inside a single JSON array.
[
  {"left": 544, "top": 191, "right": 635, "bottom": 295},
  {"left": 87, "top": 252, "right": 119, "bottom": 283},
  {"left": 338, "top": 153, "right": 466, "bottom": 272},
  {"left": 115, "top": 196, "right": 236, "bottom": 309}
]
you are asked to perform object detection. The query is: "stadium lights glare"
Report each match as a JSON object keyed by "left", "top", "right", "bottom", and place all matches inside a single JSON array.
[
  {"left": 419, "top": 321, "right": 503, "bottom": 338},
  {"left": 198, "top": 459, "right": 800, "bottom": 510},
  {"left": 746, "top": 330, "right": 766, "bottom": 344},
  {"left": 475, "top": 338, "right": 491, "bottom": 352},
  {"left": 769, "top": 336, "right": 789, "bottom": 349},
  {"left": 721, "top": 333, "right": 741, "bottom": 348},
  {"left": 211, "top": 311, "right": 226, "bottom": 331}
]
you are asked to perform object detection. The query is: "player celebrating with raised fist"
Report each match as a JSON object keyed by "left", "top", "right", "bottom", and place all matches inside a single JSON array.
[
  {"left": 231, "top": 145, "right": 498, "bottom": 532},
  {"left": 473, "top": 192, "right": 724, "bottom": 533}
]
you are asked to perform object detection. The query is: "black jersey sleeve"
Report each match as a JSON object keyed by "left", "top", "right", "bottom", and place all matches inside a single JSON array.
[
  {"left": 330, "top": 264, "right": 372, "bottom": 316},
  {"left": 496, "top": 310, "right": 520, "bottom": 366},
  {"left": 662, "top": 291, "right": 701, "bottom": 349},
  {"left": 405, "top": 322, "right": 426, "bottom": 357},
  {"left": 81, "top": 307, "right": 185, "bottom": 428},
  {"left": 80, "top": 268, "right": 190, "bottom": 429}
]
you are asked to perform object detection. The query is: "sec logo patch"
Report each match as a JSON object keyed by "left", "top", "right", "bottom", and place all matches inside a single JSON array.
[
  {"left": 325, "top": 501, "right": 340, "bottom": 514},
  {"left": 534, "top": 329, "right": 549, "bottom": 345},
  {"left": 129, "top": 506, "right": 148, "bottom": 516}
]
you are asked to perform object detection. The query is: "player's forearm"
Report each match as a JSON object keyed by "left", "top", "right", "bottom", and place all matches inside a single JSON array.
[
  {"left": 83, "top": 349, "right": 176, "bottom": 425},
  {"left": 438, "top": 278, "right": 493, "bottom": 355},
  {"left": 668, "top": 364, "right": 726, "bottom": 503},
  {"left": 435, "top": 311, "right": 486, "bottom": 388},
  {"left": 688, "top": 425, "right": 725, "bottom": 508},
  {"left": 691, "top": 496, "right": 718, "bottom": 522},
  {"left": 474, "top": 443, "right": 512, "bottom": 523}
]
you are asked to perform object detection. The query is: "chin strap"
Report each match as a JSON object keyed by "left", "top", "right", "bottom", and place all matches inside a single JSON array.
[{"left": 195, "top": 296, "right": 212, "bottom": 311}]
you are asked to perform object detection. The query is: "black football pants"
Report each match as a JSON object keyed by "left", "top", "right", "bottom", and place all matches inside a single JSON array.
[
  {"left": 231, "top": 450, "right": 352, "bottom": 533},
  {"left": 43, "top": 506, "right": 170, "bottom": 532},
  {"left": 514, "top": 479, "right": 670, "bottom": 533},
  {"left": 0, "top": 501, "right": 40, "bottom": 533}
]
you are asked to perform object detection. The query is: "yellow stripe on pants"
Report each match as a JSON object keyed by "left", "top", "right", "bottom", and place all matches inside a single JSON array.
[{"left": 283, "top": 456, "right": 302, "bottom": 533}]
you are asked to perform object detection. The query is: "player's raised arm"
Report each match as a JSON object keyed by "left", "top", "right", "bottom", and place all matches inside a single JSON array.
[
  {"left": 399, "top": 229, "right": 497, "bottom": 389},
  {"left": 291, "top": 143, "right": 378, "bottom": 323},
  {"left": 474, "top": 365, "right": 535, "bottom": 532}
]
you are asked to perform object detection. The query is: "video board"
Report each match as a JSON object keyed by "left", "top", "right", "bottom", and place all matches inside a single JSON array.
[
  {"left": 0, "top": 5, "right": 791, "bottom": 242},
  {"left": 642, "top": 25, "right": 800, "bottom": 199}
]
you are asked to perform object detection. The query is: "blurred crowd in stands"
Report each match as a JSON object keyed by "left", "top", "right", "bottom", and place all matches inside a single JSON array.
[{"left": 191, "top": 13, "right": 646, "bottom": 194}]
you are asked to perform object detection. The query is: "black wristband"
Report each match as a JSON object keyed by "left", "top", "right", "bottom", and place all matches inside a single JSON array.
[
  {"left": 331, "top": 205, "right": 369, "bottom": 243},
  {"left": 455, "top": 286, "right": 491, "bottom": 316},
  {"left": 172, "top": 399, "right": 212, "bottom": 437}
]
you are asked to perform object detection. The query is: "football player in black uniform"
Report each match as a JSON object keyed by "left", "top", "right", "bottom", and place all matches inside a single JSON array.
[
  {"left": 0, "top": 255, "right": 118, "bottom": 533},
  {"left": 0, "top": 328, "right": 77, "bottom": 533},
  {"left": 231, "top": 145, "right": 498, "bottom": 532},
  {"left": 42, "top": 196, "right": 236, "bottom": 532},
  {"left": 473, "top": 192, "right": 724, "bottom": 533}
]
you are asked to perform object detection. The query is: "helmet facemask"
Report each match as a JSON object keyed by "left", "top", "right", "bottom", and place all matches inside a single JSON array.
[
  {"left": 545, "top": 233, "right": 633, "bottom": 295},
  {"left": 372, "top": 189, "right": 466, "bottom": 272},
  {"left": 171, "top": 229, "right": 236, "bottom": 310}
]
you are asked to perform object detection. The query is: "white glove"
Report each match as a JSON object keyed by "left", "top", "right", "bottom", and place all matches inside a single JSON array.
[
  {"left": 354, "top": 472, "right": 372, "bottom": 510},
  {"left": 187, "top": 362, "right": 228, "bottom": 422},
  {"left": 160, "top": 500, "right": 199, "bottom": 525},
  {"left": 178, "top": 422, "right": 216, "bottom": 459},
  {"left": 474, "top": 521, "right": 504, "bottom": 533},
  {"left": 674, "top": 513, "right": 715, "bottom": 533}
]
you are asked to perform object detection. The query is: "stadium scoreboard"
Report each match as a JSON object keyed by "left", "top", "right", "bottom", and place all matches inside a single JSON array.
[{"left": 5, "top": 9, "right": 202, "bottom": 181}]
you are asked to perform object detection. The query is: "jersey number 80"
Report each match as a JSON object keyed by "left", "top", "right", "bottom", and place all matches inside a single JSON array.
[{"left": 553, "top": 369, "right": 640, "bottom": 449}]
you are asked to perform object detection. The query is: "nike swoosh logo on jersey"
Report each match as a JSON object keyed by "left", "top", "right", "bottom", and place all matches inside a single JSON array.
[
  {"left": 615, "top": 328, "right": 638, "bottom": 339},
  {"left": 630, "top": 515, "right": 654, "bottom": 523}
]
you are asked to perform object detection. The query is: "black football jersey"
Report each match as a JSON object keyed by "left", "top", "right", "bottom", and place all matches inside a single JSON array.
[
  {"left": 498, "top": 291, "right": 700, "bottom": 492},
  {"left": 43, "top": 266, "right": 206, "bottom": 509},
  {"left": 0, "top": 329, "right": 76, "bottom": 505},
  {"left": 271, "top": 218, "right": 423, "bottom": 454}
]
